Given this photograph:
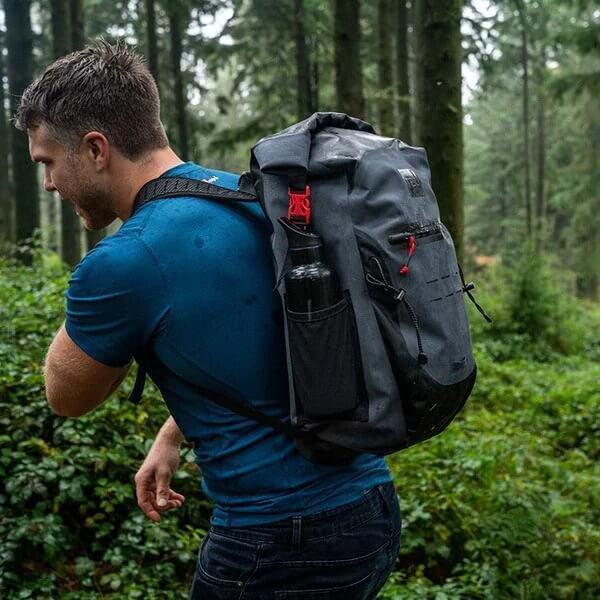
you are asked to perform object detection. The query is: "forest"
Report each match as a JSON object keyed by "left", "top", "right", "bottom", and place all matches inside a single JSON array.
[{"left": 0, "top": 0, "right": 598, "bottom": 598}]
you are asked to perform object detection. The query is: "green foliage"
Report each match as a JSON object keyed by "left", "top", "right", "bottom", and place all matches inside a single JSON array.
[
  {"left": 2, "top": 253, "right": 598, "bottom": 599},
  {"left": 466, "top": 247, "right": 598, "bottom": 362},
  {"left": 380, "top": 349, "right": 599, "bottom": 599},
  {"left": 0, "top": 254, "right": 210, "bottom": 599}
]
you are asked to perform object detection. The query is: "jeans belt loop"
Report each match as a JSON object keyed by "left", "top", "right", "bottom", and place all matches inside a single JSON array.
[{"left": 292, "top": 516, "right": 302, "bottom": 552}]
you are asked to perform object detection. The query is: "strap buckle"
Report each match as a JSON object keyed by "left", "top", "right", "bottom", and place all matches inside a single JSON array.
[{"left": 287, "top": 185, "right": 312, "bottom": 225}]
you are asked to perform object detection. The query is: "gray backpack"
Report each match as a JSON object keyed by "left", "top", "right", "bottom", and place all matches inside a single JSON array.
[{"left": 132, "top": 112, "right": 490, "bottom": 465}]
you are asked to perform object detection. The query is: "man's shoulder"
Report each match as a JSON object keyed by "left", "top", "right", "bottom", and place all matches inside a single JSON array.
[{"left": 71, "top": 231, "right": 156, "bottom": 290}]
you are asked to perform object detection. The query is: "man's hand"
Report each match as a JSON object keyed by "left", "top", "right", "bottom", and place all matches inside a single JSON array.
[{"left": 135, "top": 417, "right": 186, "bottom": 522}]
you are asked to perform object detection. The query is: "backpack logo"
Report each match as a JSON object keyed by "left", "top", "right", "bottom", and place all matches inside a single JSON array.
[{"left": 398, "top": 169, "right": 424, "bottom": 198}]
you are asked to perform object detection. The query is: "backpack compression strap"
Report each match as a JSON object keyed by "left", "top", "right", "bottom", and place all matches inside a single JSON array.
[{"left": 127, "top": 175, "right": 311, "bottom": 442}]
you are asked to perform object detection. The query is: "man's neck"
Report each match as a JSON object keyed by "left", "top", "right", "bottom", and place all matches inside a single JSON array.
[{"left": 116, "top": 146, "right": 185, "bottom": 221}]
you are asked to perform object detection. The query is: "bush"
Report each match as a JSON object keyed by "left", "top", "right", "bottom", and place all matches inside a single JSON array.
[
  {"left": 467, "top": 247, "right": 593, "bottom": 361},
  {"left": 1, "top": 254, "right": 598, "bottom": 599},
  {"left": 0, "top": 255, "right": 211, "bottom": 598}
]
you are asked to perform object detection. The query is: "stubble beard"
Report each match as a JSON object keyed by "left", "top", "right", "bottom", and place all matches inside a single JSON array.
[{"left": 67, "top": 181, "right": 117, "bottom": 231}]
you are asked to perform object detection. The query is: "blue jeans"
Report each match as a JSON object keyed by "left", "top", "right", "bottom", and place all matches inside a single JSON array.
[{"left": 189, "top": 482, "right": 401, "bottom": 599}]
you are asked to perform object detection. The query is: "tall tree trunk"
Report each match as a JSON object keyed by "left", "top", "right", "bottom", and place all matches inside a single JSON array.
[
  {"left": 420, "top": 0, "right": 464, "bottom": 261},
  {"left": 5, "top": 0, "right": 39, "bottom": 262},
  {"left": 167, "top": 0, "right": 189, "bottom": 160},
  {"left": 0, "top": 29, "right": 13, "bottom": 242},
  {"left": 311, "top": 35, "right": 320, "bottom": 110},
  {"left": 411, "top": 0, "right": 425, "bottom": 145},
  {"left": 515, "top": 0, "right": 532, "bottom": 236},
  {"left": 145, "top": 0, "right": 160, "bottom": 89},
  {"left": 51, "top": 0, "right": 82, "bottom": 266},
  {"left": 293, "top": 0, "right": 312, "bottom": 120},
  {"left": 535, "top": 54, "right": 546, "bottom": 247},
  {"left": 69, "top": 0, "right": 84, "bottom": 49},
  {"left": 396, "top": 0, "right": 411, "bottom": 142},
  {"left": 334, "top": 0, "right": 365, "bottom": 119},
  {"left": 50, "top": 0, "right": 70, "bottom": 57},
  {"left": 377, "top": 0, "right": 394, "bottom": 135}
]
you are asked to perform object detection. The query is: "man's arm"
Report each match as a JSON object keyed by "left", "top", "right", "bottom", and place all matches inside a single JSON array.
[
  {"left": 135, "top": 416, "right": 186, "bottom": 522},
  {"left": 45, "top": 324, "right": 130, "bottom": 417}
]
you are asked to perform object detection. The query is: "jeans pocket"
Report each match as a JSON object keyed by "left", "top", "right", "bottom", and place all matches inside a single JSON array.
[
  {"left": 274, "top": 570, "right": 375, "bottom": 599},
  {"left": 189, "top": 531, "right": 260, "bottom": 600}
]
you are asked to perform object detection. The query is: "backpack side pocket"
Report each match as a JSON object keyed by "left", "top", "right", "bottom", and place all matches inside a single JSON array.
[{"left": 286, "top": 294, "right": 368, "bottom": 422}]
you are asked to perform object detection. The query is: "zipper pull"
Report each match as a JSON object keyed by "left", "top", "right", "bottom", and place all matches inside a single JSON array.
[{"left": 399, "top": 235, "right": 416, "bottom": 275}]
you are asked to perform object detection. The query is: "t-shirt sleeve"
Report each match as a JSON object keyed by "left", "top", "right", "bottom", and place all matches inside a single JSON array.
[{"left": 65, "top": 234, "right": 171, "bottom": 367}]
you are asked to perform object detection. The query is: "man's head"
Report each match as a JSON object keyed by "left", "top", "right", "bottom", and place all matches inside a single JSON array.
[{"left": 16, "top": 40, "right": 169, "bottom": 230}]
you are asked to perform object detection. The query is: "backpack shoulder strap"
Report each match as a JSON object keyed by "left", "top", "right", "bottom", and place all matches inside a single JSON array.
[
  {"left": 127, "top": 175, "right": 305, "bottom": 442},
  {"left": 129, "top": 365, "right": 306, "bottom": 441},
  {"left": 133, "top": 175, "right": 257, "bottom": 214}
]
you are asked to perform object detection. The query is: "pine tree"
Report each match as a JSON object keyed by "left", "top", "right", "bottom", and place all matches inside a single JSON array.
[
  {"left": 420, "top": 0, "right": 464, "bottom": 260},
  {"left": 4, "top": 0, "right": 39, "bottom": 262},
  {"left": 334, "top": 0, "right": 365, "bottom": 118}
]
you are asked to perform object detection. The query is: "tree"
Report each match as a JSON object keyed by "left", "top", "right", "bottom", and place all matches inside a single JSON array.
[
  {"left": 514, "top": 0, "right": 532, "bottom": 237},
  {"left": 334, "top": 0, "right": 365, "bottom": 118},
  {"left": 0, "top": 28, "right": 12, "bottom": 242},
  {"left": 4, "top": 0, "right": 39, "bottom": 261},
  {"left": 293, "top": 0, "right": 313, "bottom": 120},
  {"left": 396, "top": 0, "right": 411, "bottom": 141},
  {"left": 420, "top": 0, "right": 464, "bottom": 260},
  {"left": 50, "top": 0, "right": 82, "bottom": 266},
  {"left": 70, "top": 0, "right": 84, "bottom": 50},
  {"left": 145, "top": 0, "right": 160, "bottom": 89},
  {"left": 165, "top": 0, "right": 190, "bottom": 160},
  {"left": 411, "top": 0, "right": 425, "bottom": 145},
  {"left": 377, "top": 0, "right": 394, "bottom": 135}
]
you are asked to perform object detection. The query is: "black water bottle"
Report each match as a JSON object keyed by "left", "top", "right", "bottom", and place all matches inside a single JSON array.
[{"left": 278, "top": 217, "right": 341, "bottom": 313}]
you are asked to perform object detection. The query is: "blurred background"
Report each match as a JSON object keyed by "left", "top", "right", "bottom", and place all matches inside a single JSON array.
[{"left": 0, "top": 1, "right": 598, "bottom": 598}]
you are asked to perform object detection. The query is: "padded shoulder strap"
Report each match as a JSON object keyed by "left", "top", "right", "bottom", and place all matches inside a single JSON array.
[
  {"left": 127, "top": 175, "right": 307, "bottom": 441},
  {"left": 133, "top": 175, "right": 257, "bottom": 214}
]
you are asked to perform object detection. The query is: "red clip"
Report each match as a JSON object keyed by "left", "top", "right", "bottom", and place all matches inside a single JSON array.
[
  {"left": 399, "top": 235, "right": 416, "bottom": 275},
  {"left": 288, "top": 186, "right": 312, "bottom": 225}
]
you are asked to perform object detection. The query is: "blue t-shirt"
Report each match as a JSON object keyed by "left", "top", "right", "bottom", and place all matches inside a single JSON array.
[{"left": 65, "top": 161, "right": 391, "bottom": 526}]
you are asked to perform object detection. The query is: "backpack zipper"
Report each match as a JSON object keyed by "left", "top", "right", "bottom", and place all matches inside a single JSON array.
[{"left": 388, "top": 224, "right": 442, "bottom": 276}]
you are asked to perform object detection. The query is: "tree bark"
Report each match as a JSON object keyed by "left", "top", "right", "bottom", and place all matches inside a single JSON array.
[
  {"left": 396, "top": 0, "right": 411, "bottom": 142},
  {"left": 5, "top": 0, "right": 39, "bottom": 262},
  {"left": 420, "top": 0, "right": 464, "bottom": 261},
  {"left": 145, "top": 0, "right": 160, "bottom": 89},
  {"left": 50, "top": 0, "right": 82, "bottom": 266},
  {"left": 334, "top": 0, "right": 365, "bottom": 119},
  {"left": 0, "top": 29, "right": 13, "bottom": 242},
  {"left": 69, "top": 0, "right": 84, "bottom": 50},
  {"left": 411, "top": 0, "right": 425, "bottom": 145},
  {"left": 50, "top": 0, "right": 71, "bottom": 57},
  {"left": 167, "top": 0, "right": 189, "bottom": 160},
  {"left": 515, "top": 0, "right": 532, "bottom": 236},
  {"left": 535, "top": 55, "right": 546, "bottom": 246},
  {"left": 293, "top": 0, "right": 313, "bottom": 120},
  {"left": 377, "top": 0, "right": 394, "bottom": 135}
]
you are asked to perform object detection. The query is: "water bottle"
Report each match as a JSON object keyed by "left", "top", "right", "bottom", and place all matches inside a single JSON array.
[{"left": 278, "top": 217, "right": 341, "bottom": 313}]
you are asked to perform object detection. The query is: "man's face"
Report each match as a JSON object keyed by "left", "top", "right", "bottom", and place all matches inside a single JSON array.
[{"left": 28, "top": 123, "right": 117, "bottom": 231}]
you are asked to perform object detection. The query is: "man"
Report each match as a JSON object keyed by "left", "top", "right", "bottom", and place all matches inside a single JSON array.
[{"left": 17, "top": 41, "right": 401, "bottom": 598}]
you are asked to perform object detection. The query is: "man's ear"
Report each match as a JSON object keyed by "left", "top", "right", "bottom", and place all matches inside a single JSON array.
[{"left": 81, "top": 131, "right": 110, "bottom": 172}]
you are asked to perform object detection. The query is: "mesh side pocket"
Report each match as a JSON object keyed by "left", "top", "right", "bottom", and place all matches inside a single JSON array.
[{"left": 286, "top": 295, "right": 364, "bottom": 418}]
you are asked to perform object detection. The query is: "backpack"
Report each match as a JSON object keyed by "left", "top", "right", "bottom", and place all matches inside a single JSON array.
[{"left": 130, "top": 112, "right": 490, "bottom": 465}]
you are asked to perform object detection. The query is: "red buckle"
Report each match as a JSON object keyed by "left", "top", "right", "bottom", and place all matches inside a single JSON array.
[{"left": 288, "top": 185, "right": 312, "bottom": 225}]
